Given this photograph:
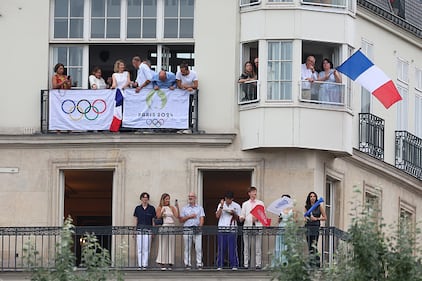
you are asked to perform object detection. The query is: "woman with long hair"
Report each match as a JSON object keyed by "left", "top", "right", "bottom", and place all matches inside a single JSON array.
[{"left": 155, "top": 193, "right": 178, "bottom": 270}]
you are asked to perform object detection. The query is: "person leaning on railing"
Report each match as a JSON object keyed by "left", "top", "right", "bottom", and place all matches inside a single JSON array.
[
  {"left": 238, "top": 61, "right": 257, "bottom": 101},
  {"left": 52, "top": 63, "right": 71, "bottom": 89},
  {"left": 176, "top": 61, "right": 198, "bottom": 92},
  {"left": 89, "top": 66, "right": 108, "bottom": 90},
  {"left": 317, "top": 58, "right": 342, "bottom": 103}
]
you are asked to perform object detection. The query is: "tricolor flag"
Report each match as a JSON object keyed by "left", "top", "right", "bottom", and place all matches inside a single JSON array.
[
  {"left": 336, "top": 50, "right": 402, "bottom": 109},
  {"left": 110, "top": 88, "right": 124, "bottom": 132}
]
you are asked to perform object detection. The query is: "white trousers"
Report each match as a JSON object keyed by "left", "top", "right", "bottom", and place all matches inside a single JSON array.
[
  {"left": 137, "top": 232, "right": 151, "bottom": 267},
  {"left": 183, "top": 233, "right": 202, "bottom": 267},
  {"left": 243, "top": 232, "right": 262, "bottom": 267}
]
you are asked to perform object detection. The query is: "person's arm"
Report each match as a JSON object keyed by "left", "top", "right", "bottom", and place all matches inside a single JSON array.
[
  {"left": 334, "top": 70, "right": 342, "bottom": 83},
  {"left": 171, "top": 205, "right": 179, "bottom": 218},
  {"left": 52, "top": 75, "right": 59, "bottom": 89},
  {"left": 156, "top": 206, "right": 163, "bottom": 218},
  {"left": 122, "top": 72, "right": 131, "bottom": 89},
  {"left": 191, "top": 80, "right": 198, "bottom": 90},
  {"left": 216, "top": 199, "right": 224, "bottom": 219},
  {"left": 239, "top": 203, "right": 245, "bottom": 222},
  {"left": 111, "top": 74, "right": 117, "bottom": 89},
  {"left": 319, "top": 204, "right": 327, "bottom": 222}
]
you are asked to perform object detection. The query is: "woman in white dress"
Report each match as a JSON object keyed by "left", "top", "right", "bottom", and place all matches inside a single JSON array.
[
  {"left": 155, "top": 193, "right": 178, "bottom": 270},
  {"left": 111, "top": 59, "right": 131, "bottom": 89}
]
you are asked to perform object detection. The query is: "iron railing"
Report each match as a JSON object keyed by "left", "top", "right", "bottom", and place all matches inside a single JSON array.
[
  {"left": 0, "top": 225, "right": 348, "bottom": 271},
  {"left": 395, "top": 131, "right": 422, "bottom": 180},
  {"left": 40, "top": 89, "right": 199, "bottom": 134},
  {"left": 359, "top": 113, "right": 385, "bottom": 161}
]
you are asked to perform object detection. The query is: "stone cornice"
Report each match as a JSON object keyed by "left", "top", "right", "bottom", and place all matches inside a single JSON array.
[
  {"left": 0, "top": 133, "right": 236, "bottom": 149},
  {"left": 347, "top": 148, "right": 422, "bottom": 192}
]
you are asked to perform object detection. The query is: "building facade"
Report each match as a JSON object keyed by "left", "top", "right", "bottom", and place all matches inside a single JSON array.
[{"left": 0, "top": 0, "right": 421, "bottom": 271}]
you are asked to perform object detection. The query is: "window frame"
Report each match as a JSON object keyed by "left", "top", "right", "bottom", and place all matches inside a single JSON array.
[{"left": 266, "top": 40, "right": 293, "bottom": 101}]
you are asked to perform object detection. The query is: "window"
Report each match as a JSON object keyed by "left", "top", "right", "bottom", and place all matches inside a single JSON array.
[
  {"left": 127, "top": 0, "right": 157, "bottom": 38},
  {"left": 52, "top": 47, "right": 84, "bottom": 88},
  {"left": 164, "top": 0, "right": 194, "bottom": 38},
  {"left": 267, "top": 41, "right": 292, "bottom": 100},
  {"left": 54, "top": 0, "right": 84, "bottom": 38},
  {"left": 361, "top": 40, "right": 373, "bottom": 113},
  {"left": 399, "top": 201, "right": 415, "bottom": 237},
  {"left": 397, "top": 85, "right": 408, "bottom": 131},
  {"left": 416, "top": 68, "right": 422, "bottom": 92},
  {"left": 416, "top": 93, "right": 422, "bottom": 138},
  {"left": 91, "top": 0, "right": 121, "bottom": 38},
  {"left": 364, "top": 184, "right": 381, "bottom": 226},
  {"left": 397, "top": 58, "right": 409, "bottom": 84}
]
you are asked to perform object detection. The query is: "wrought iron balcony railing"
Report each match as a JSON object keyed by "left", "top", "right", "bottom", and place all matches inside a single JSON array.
[
  {"left": 0, "top": 225, "right": 348, "bottom": 271},
  {"left": 395, "top": 131, "right": 422, "bottom": 180},
  {"left": 359, "top": 113, "right": 385, "bottom": 161}
]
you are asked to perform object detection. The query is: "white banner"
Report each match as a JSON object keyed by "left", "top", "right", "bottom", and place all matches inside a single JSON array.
[
  {"left": 122, "top": 88, "right": 190, "bottom": 129},
  {"left": 49, "top": 89, "right": 116, "bottom": 130}
]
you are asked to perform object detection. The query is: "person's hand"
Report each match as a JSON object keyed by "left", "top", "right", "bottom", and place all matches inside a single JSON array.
[
  {"left": 92, "top": 84, "right": 97, "bottom": 89},
  {"left": 135, "top": 86, "right": 141, "bottom": 93},
  {"left": 169, "top": 86, "right": 175, "bottom": 90},
  {"left": 187, "top": 87, "right": 193, "bottom": 92},
  {"left": 154, "top": 86, "right": 159, "bottom": 90}
]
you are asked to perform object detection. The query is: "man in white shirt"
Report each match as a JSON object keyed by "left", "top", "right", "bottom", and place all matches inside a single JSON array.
[
  {"left": 178, "top": 192, "right": 205, "bottom": 269},
  {"left": 240, "top": 186, "right": 266, "bottom": 270},
  {"left": 215, "top": 191, "right": 241, "bottom": 270},
  {"left": 132, "top": 56, "right": 154, "bottom": 93},
  {"left": 176, "top": 62, "right": 198, "bottom": 92},
  {"left": 301, "top": 55, "right": 318, "bottom": 100}
]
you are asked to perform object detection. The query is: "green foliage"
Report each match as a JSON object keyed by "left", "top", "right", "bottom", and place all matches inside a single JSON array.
[
  {"left": 23, "top": 216, "right": 123, "bottom": 281},
  {"left": 323, "top": 192, "right": 422, "bottom": 281},
  {"left": 271, "top": 219, "right": 312, "bottom": 281}
]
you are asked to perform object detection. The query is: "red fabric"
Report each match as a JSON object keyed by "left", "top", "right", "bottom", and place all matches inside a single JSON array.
[
  {"left": 250, "top": 205, "right": 271, "bottom": 227},
  {"left": 372, "top": 80, "right": 402, "bottom": 109}
]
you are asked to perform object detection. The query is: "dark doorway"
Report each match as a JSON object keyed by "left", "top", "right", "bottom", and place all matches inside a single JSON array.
[
  {"left": 63, "top": 170, "right": 113, "bottom": 265},
  {"left": 202, "top": 170, "right": 252, "bottom": 267}
]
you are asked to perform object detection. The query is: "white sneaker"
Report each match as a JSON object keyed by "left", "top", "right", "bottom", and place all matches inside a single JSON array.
[
  {"left": 232, "top": 267, "right": 238, "bottom": 271},
  {"left": 217, "top": 267, "right": 222, "bottom": 271}
]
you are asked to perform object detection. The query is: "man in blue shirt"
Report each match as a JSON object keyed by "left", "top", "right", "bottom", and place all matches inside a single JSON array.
[
  {"left": 133, "top": 192, "right": 156, "bottom": 269},
  {"left": 152, "top": 70, "right": 177, "bottom": 90},
  {"left": 179, "top": 192, "right": 205, "bottom": 269}
]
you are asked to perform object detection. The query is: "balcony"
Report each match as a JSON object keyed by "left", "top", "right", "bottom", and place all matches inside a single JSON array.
[
  {"left": 359, "top": 113, "right": 385, "bottom": 161},
  {"left": 395, "top": 131, "right": 422, "bottom": 180},
  {"left": 238, "top": 81, "right": 353, "bottom": 154},
  {"left": 40, "top": 89, "right": 199, "bottom": 134},
  {"left": 0, "top": 225, "right": 347, "bottom": 271}
]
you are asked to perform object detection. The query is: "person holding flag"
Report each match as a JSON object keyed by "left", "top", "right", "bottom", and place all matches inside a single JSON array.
[
  {"left": 304, "top": 191, "right": 326, "bottom": 268},
  {"left": 239, "top": 186, "right": 266, "bottom": 270}
]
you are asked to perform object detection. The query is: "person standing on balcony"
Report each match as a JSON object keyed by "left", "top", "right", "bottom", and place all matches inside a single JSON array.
[
  {"left": 216, "top": 191, "right": 241, "bottom": 270},
  {"left": 52, "top": 63, "right": 72, "bottom": 89},
  {"left": 156, "top": 193, "right": 178, "bottom": 270},
  {"left": 238, "top": 61, "right": 257, "bottom": 101},
  {"left": 253, "top": 57, "right": 259, "bottom": 78},
  {"left": 317, "top": 58, "right": 342, "bottom": 103},
  {"left": 111, "top": 59, "right": 131, "bottom": 90},
  {"left": 88, "top": 67, "right": 108, "bottom": 90},
  {"left": 304, "top": 191, "right": 326, "bottom": 268},
  {"left": 176, "top": 62, "right": 198, "bottom": 92},
  {"left": 133, "top": 192, "right": 156, "bottom": 270},
  {"left": 239, "top": 186, "right": 266, "bottom": 270},
  {"left": 179, "top": 192, "right": 205, "bottom": 270},
  {"left": 152, "top": 70, "right": 177, "bottom": 90},
  {"left": 301, "top": 56, "right": 318, "bottom": 100},
  {"left": 132, "top": 56, "right": 154, "bottom": 93}
]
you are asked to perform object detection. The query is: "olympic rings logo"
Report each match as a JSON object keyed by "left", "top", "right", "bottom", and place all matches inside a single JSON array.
[
  {"left": 146, "top": 119, "right": 165, "bottom": 128},
  {"left": 61, "top": 99, "right": 107, "bottom": 121}
]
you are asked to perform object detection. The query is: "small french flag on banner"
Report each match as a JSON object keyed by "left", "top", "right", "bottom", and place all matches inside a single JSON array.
[
  {"left": 110, "top": 88, "right": 124, "bottom": 132},
  {"left": 336, "top": 50, "right": 402, "bottom": 109}
]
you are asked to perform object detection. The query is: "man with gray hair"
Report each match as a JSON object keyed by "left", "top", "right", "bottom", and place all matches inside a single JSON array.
[{"left": 178, "top": 192, "right": 205, "bottom": 269}]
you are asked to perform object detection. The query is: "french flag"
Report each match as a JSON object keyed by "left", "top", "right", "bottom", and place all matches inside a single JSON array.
[
  {"left": 337, "top": 50, "right": 402, "bottom": 109},
  {"left": 110, "top": 88, "right": 123, "bottom": 132}
]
